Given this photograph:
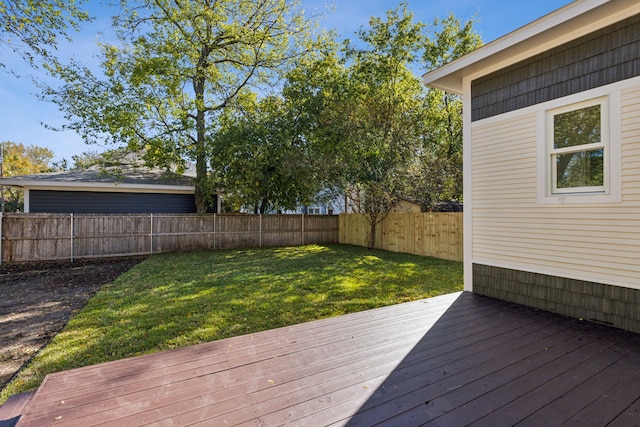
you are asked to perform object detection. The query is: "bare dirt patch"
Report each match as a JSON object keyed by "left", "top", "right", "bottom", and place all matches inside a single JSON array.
[{"left": 0, "top": 257, "right": 144, "bottom": 391}]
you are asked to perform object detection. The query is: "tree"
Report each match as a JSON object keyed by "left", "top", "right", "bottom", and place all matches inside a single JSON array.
[
  {"left": 213, "top": 95, "right": 322, "bottom": 213},
  {"left": 335, "top": 4, "right": 430, "bottom": 248},
  {"left": 47, "top": 0, "right": 313, "bottom": 212},
  {"left": 281, "top": 6, "right": 481, "bottom": 247},
  {"left": 404, "top": 83, "right": 465, "bottom": 210},
  {"left": 1, "top": 141, "right": 54, "bottom": 211},
  {"left": 410, "top": 15, "right": 482, "bottom": 208},
  {"left": 0, "top": 0, "right": 90, "bottom": 67},
  {"left": 281, "top": 34, "right": 351, "bottom": 204}
]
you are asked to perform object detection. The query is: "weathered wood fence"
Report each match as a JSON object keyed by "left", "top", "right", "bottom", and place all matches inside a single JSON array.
[
  {"left": 0, "top": 212, "right": 462, "bottom": 264},
  {"left": 0, "top": 213, "right": 339, "bottom": 264},
  {"left": 339, "top": 212, "right": 463, "bottom": 262}
]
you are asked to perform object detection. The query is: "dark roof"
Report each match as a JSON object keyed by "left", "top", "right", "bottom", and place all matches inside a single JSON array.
[{"left": 0, "top": 164, "right": 196, "bottom": 188}]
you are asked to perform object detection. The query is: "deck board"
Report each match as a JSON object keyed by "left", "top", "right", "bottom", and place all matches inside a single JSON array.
[
  {"left": 0, "top": 393, "right": 34, "bottom": 427},
  {"left": 8, "top": 291, "right": 640, "bottom": 426}
]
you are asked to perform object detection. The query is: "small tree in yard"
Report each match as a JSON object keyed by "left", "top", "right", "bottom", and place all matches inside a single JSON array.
[
  {"left": 337, "top": 9, "right": 481, "bottom": 248},
  {"left": 268, "top": 5, "right": 480, "bottom": 248},
  {"left": 334, "top": 4, "right": 430, "bottom": 249}
]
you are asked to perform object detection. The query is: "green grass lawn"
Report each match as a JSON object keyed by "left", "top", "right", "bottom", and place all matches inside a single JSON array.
[{"left": 0, "top": 244, "right": 462, "bottom": 402}]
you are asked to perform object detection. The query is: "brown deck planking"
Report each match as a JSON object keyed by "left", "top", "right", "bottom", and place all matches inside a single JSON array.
[{"left": 10, "top": 291, "right": 640, "bottom": 426}]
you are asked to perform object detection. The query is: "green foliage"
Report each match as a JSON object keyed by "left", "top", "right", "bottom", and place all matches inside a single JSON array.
[
  {"left": 1, "top": 141, "right": 55, "bottom": 211},
  {"left": 46, "top": 0, "right": 314, "bottom": 212},
  {"left": 213, "top": 95, "right": 324, "bottom": 213},
  {"left": 0, "top": 0, "right": 90, "bottom": 67},
  {"left": 423, "top": 14, "right": 481, "bottom": 69},
  {"left": 340, "top": 4, "right": 426, "bottom": 236},
  {"left": 280, "top": 4, "right": 481, "bottom": 247},
  {"left": 42, "top": 1, "right": 480, "bottom": 219},
  {"left": 553, "top": 104, "right": 603, "bottom": 188},
  {"left": 408, "top": 14, "right": 482, "bottom": 208},
  {"left": 211, "top": 31, "right": 348, "bottom": 213},
  {"left": 0, "top": 244, "right": 463, "bottom": 401},
  {"left": 70, "top": 147, "right": 144, "bottom": 170}
]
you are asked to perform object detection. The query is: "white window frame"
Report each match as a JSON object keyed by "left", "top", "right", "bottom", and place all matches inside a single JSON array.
[
  {"left": 536, "top": 85, "right": 622, "bottom": 205},
  {"left": 547, "top": 97, "right": 608, "bottom": 195}
]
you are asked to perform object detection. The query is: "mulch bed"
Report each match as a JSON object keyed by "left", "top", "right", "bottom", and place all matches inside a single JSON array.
[{"left": 0, "top": 257, "right": 145, "bottom": 392}]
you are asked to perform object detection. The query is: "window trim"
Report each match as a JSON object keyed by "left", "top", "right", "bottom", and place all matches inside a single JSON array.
[
  {"left": 536, "top": 87, "right": 621, "bottom": 205},
  {"left": 547, "top": 97, "right": 608, "bottom": 195}
]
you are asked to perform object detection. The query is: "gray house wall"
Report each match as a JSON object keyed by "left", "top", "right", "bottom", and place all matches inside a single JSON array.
[
  {"left": 28, "top": 190, "right": 219, "bottom": 214},
  {"left": 471, "top": 13, "right": 640, "bottom": 122},
  {"left": 469, "top": 14, "right": 640, "bottom": 334}
]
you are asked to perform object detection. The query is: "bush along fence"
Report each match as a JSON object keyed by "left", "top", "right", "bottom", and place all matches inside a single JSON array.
[
  {"left": 0, "top": 213, "right": 339, "bottom": 264},
  {"left": 339, "top": 212, "right": 463, "bottom": 262}
]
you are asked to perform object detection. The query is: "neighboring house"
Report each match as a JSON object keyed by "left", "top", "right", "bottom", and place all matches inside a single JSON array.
[
  {"left": 390, "top": 200, "right": 421, "bottom": 213},
  {"left": 273, "top": 191, "right": 346, "bottom": 215},
  {"left": 0, "top": 164, "right": 221, "bottom": 214},
  {"left": 423, "top": 0, "right": 640, "bottom": 333},
  {"left": 288, "top": 205, "right": 337, "bottom": 215}
]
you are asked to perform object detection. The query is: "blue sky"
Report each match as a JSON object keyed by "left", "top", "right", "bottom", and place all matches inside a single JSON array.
[{"left": 0, "top": 0, "right": 570, "bottom": 164}]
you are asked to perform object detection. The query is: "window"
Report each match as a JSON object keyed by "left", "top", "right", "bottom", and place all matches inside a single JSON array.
[
  {"left": 548, "top": 98, "right": 607, "bottom": 194},
  {"left": 308, "top": 207, "right": 321, "bottom": 215}
]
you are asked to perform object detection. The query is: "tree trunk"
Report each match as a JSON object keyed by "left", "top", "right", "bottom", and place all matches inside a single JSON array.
[
  {"left": 367, "top": 220, "right": 377, "bottom": 249},
  {"left": 259, "top": 197, "right": 270, "bottom": 214},
  {"left": 194, "top": 135, "right": 207, "bottom": 213},
  {"left": 194, "top": 77, "right": 208, "bottom": 213}
]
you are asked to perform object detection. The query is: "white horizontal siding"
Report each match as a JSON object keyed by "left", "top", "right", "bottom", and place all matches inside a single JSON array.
[
  {"left": 471, "top": 86, "right": 640, "bottom": 289},
  {"left": 472, "top": 113, "right": 538, "bottom": 207}
]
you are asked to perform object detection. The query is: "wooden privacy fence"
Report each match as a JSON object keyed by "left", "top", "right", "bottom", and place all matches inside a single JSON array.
[
  {"left": 339, "top": 212, "right": 463, "bottom": 262},
  {"left": 0, "top": 213, "right": 339, "bottom": 264}
]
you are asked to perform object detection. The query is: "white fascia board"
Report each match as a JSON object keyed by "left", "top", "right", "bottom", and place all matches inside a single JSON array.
[
  {"left": 8, "top": 180, "right": 196, "bottom": 194},
  {"left": 462, "top": 78, "right": 473, "bottom": 292},
  {"left": 423, "top": 0, "right": 640, "bottom": 94}
]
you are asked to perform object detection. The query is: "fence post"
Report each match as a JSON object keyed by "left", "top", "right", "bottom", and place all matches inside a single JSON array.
[
  {"left": 259, "top": 214, "right": 262, "bottom": 247},
  {"left": 213, "top": 213, "right": 216, "bottom": 250},
  {"left": 0, "top": 212, "right": 3, "bottom": 266},
  {"left": 301, "top": 213, "right": 305, "bottom": 245},
  {"left": 70, "top": 213, "right": 74, "bottom": 262},
  {"left": 150, "top": 213, "right": 154, "bottom": 255}
]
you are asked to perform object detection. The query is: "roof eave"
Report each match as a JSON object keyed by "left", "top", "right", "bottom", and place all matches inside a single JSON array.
[
  {"left": 423, "top": 0, "right": 640, "bottom": 93},
  {"left": 0, "top": 179, "right": 196, "bottom": 193}
]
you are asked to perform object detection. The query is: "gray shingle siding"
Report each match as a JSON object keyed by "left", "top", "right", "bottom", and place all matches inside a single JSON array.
[
  {"left": 471, "top": 13, "right": 640, "bottom": 121},
  {"left": 473, "top": 264, "right": 640, "bottom": 334}
]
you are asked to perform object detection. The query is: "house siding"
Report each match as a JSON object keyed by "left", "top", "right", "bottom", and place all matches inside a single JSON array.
[
  {"left": 471, "top": 13, "right": 640, "bottom": 121},
  {"left": 473, "top": 264, "right": 640, "bottom": 334},
  {"left": 29, "top": 190, "right": 205, "bottom": 214},
  {"left": 470, "top": 82, "right": 640, "bottom": 332},
  {"left": 471, "top": 84, "right": 640, "bottom": 288}
]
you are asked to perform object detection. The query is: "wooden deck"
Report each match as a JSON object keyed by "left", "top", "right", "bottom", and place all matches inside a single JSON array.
[{"left": 4, "top": 291, "right": 640, "bottom": 426}]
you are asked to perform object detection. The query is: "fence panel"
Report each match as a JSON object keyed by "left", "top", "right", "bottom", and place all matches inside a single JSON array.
[
  {"left": 0, "top": 213, "right": 340, "bottom": 263},
  {"left": 1, "top": 214, "right": 71, "bottom": 262},
  {"left": 0, "top": 212, "right": 456, "bottom": 263},
  {"left": 215, "top": 215, "right": 262, "bottom": 249},
  {"left": 304, "top": 214, "right": 340, "bottom": 245},
  {"left": 339, "top": 212, "right": 463, "bottom": 262},
  {"left": 152, "top": 214, "right": 215, "bottom": 253},
  {"left": 261, "top": 215, "right": 302, "bottom": 247},
  {"left": 74, "top": 214, "right": 151, "bottom": 259}
]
